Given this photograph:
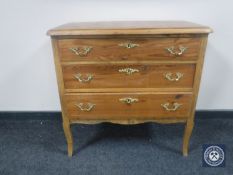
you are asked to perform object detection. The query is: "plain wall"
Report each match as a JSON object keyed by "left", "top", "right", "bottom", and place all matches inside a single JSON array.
[{"left": 0, "top": 0, "right": 233, "bottom": 111}]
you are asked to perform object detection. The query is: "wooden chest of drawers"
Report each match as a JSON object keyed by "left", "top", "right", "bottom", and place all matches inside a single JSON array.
[{"left": 47, "top": 21, "right": 212, "bottom": 157}]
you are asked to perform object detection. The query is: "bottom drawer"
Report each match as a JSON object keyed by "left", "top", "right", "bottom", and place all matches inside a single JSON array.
[{"left": 63, "top": 93, "right": 193, "bottom": 120}]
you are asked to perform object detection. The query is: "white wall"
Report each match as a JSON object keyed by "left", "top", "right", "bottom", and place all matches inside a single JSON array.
[{"left": 0, "top": 0, "right": 233, "bottom": 111}]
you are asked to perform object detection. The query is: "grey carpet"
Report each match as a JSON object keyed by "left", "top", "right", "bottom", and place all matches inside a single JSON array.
[{"left": 0, "top": 117, "right": 232, "bottom": 175}]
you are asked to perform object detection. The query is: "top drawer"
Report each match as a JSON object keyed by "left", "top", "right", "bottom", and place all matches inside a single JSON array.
[{"left": 58, "top": 37, "right": 201, "bottom": 62}]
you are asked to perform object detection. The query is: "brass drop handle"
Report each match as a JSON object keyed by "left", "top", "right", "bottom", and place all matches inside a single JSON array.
[
  {"left": 161, "top": 102, "right": 182, "bottom": 111},
  {"left": 119, "top": 42, "right": 139, "bottom": 49},
  {"left": 166, "top": 46, "right": 187, "bottom": 56},
  {"left": 76, "top": 103, "right": 95, "bottom": 111},
  {"left": 119, "top": 68, "right": 139, "bottom": 75},
  {"left": 69, "top": 46, "right": 92, "bottom": 57},
  {"left": 119, "top": 97, "right": 139, "bottom": 104},
  {"left": 164, "top": 72, "right": 183, "bottom": 81},
  {"left": 74, "top": 73, "right": 93, "bottom": 83}
]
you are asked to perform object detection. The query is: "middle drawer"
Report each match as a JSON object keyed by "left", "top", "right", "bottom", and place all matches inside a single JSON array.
[{"left": 62, "top": 64, "right": 195, "bottom": 90}]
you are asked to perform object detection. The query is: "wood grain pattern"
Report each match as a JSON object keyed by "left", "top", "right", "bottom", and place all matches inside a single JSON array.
[
  {"left": 62, "top": 64, "right": 195, "bottom": 90},
  {"left": 182, "top": 36, "right": 208, "bottom": 156},
  {"left": 51, "top": 39, "right": 74, "bottom": 157},
  {"left": 63, "top": 92, "right": 193, "bottom": 120},
  {"left": 58, "top": 37, "right": 201, "bottom": 62},
  {"left": 47, "top": 21, "right": 212, "bottom": 36},
  {"left": 48, "top": 21, "right": 211, "bottom": 156}
]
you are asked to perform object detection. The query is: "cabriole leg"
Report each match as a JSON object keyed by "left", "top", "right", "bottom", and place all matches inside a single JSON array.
[
  {"left": 182, "top": 119, "right": 194, "bottom": 156},
  {"left": 63, "top": 121, "right": 73, "bottom": 157}
]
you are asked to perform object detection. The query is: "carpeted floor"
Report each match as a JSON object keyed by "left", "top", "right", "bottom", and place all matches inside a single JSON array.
[{"left": 0, "top": 116, "right": 232, "bottom": 175}]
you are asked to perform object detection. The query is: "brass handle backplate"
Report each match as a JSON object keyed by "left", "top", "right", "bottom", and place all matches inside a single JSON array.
[
  {"left": 76, "top": 103, "right": 95, "bottom": 111},
  {"left": 164, "top": 72, "right": 183, "bottom": 81},
  {"left": 119, "top": 97, "right": 139, "bottom": 104},
  {"left": 119, "top": 42, "right": 139, "bottom": 49},
  {"left": 74, "top": 73, "right": 93, "bottom": 83},
  {"left": 161, "top": 102, "right": 182, "bottom": 111},
  {"left": 70, "top": 46, "right": 92, "bottom": 57},
  {"left": 119, "top": 68, "right": 139, "bottom": 75},
  {"left": 166, "top": 46, "right": 187, "bottom": 56}
]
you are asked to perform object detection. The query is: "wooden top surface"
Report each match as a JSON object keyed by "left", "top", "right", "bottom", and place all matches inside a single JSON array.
[{"left": 47, "top": 21, "right": 212, "bottom": 36}]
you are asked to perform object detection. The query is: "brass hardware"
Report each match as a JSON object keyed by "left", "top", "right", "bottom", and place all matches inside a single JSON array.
[
  {"left": 161, "top": 102, "right": 182, "bottom": 111},
  {"left": 119, "top": 68, "right": 139, "bottom": 75},
  {"left": 119, "top": 42, "right": 139, "bottom": 49},
  {"left": 119, "top": 97, "right": 139, "bottom": 104},
  {"left": 76, "top": 103, "right": 95, "bottom": 111},
  {"left": 69, "top": 46, "right": 92, "bottom": 56},
  {"left": 74, "top": 73, "right": 93, "bottom": 83},
  {"left": 164, "top": 72, "right": 183, "bottom": 81},
  {"left": 166, "top": 46, "right": 187, "bottom": 56}
]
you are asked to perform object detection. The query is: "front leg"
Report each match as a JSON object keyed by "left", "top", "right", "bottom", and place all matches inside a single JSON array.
[
  {"left": 63, "top": 120, "right": 73, "bottom": 157},
  {"left": 182, "top": 119, "right": 194, "bottom": 156}
]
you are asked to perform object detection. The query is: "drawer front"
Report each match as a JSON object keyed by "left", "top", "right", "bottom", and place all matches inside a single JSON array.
[
  {"left": 58, "top": 38, "right": 201, "bottom": 62},
  {"left": 64, "top": 93, "right": 192, "bottom": 120},
  {"left": 62, "top": 64, "right": 195, "bottom": 90}
]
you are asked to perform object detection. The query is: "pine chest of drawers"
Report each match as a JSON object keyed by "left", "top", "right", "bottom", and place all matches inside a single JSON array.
[{"left": 47, "top": 21, "right": 212, "bottom": 157}]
